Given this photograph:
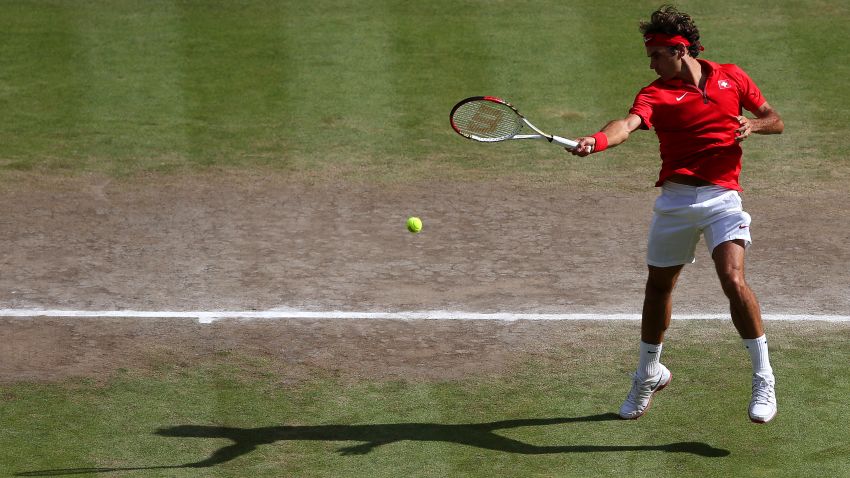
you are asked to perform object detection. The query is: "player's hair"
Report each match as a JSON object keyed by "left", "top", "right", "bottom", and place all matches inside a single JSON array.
[{"left": 640, "top": 4, "right": 702, "bottom": 57}]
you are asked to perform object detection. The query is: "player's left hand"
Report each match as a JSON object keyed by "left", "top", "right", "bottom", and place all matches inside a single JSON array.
[{"left": 735, "top": 115, "right": 752, "bottom": 141}]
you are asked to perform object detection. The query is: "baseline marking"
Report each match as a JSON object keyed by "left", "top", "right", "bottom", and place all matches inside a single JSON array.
[{"left": 1, "top": 309, "right": 848, "bottom": 324}]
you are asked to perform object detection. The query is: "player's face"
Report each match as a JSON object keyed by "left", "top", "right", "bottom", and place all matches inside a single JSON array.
[{"left": 646, "top": 46, "right": 680, "bottom": 81}]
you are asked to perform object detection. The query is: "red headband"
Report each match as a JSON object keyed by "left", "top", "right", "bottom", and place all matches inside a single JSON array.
[{"left": 643, "top": 33, "right": 704, "bottom": 50}]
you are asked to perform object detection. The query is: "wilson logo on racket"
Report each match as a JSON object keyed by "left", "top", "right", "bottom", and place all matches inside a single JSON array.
[{"left": 467, "top": 104, "right": 504, "bottom": 134}]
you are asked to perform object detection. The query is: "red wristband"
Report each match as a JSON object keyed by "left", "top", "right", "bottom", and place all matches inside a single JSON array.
[{"left": 591, "top": 132, "right": 608, "bottom": 152}]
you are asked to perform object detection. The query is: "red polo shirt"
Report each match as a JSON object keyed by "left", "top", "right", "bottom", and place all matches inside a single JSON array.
[{"left": 629, "top": 59, "right": 766, "bottom": 191}]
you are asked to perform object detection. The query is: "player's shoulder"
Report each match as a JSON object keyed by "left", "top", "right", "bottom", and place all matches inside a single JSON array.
[
  {"left": 637, "top": 78, "right": 668, "bottom": 95},
  {"left": 711, "top": 60, "right": 750, "bottom": 79}
]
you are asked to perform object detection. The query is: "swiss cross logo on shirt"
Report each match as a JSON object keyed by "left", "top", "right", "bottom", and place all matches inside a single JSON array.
[{"left": 718, "top": 80, "right": 731, "bottom": 89}]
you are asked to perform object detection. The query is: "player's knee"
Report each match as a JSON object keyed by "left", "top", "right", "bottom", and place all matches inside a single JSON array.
[{"left": 718, "top": 273, "right": 748, "bottom": 300}]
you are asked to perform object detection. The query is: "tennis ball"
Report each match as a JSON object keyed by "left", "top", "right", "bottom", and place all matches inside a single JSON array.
[{"left": 406, "top": 216, "right": 422, "bottom": 233}]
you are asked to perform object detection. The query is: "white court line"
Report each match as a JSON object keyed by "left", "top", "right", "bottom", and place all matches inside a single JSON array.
[{"left": 0, "top": 309, "right": 849, "bottom": 324}]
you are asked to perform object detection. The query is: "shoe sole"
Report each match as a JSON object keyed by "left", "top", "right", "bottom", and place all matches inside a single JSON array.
[
  {"left": 620, "top": 371, "right": 672, "bottom": 420},
  {"left": 749, "top": 409, "right": 777, "bottom": 424}
]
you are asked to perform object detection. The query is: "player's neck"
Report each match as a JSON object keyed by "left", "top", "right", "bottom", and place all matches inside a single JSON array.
[{"left": 675, "top": 56, "right": 704, "bottom": 86}]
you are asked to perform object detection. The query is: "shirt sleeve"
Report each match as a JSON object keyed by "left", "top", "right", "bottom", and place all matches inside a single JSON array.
[
  {"left": 628, "top": 88, "right": 654, "bottom": 130},
  {"left": 729, "top": 64, "right": 766, "bottom": 113}
]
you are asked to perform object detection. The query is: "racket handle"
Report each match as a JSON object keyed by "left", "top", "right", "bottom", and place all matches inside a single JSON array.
[{"left": 550, "top": 135, "right": 579, "bottom": 149}]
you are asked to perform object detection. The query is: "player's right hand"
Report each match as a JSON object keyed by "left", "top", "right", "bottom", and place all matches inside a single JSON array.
[{"left": 567, "top": 137, "right": 596, "bottom": 157}]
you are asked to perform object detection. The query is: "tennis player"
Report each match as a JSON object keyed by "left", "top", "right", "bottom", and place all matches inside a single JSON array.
[{"left": 570, "top": 5, "right": 784, "bottom": 423}]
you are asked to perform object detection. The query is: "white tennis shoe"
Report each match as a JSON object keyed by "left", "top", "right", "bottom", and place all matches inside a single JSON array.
[
  {"left": 619, "top": 364, "right": 671, "bottom": 420},
  {"left": 748, "top": 372, "right": 777, "bottom": 423}
]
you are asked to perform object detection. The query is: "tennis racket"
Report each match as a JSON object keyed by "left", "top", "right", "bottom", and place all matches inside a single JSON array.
[{"left": 450, "top": 96, "right": 579, "bottom": 150}]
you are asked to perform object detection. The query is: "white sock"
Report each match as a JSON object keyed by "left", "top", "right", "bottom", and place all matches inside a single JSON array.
[
  {"left": 637, "top": 341, "right": 663, "bottom": 379},
  {"left": 743, "top": 335, "right": 773, "bottom": 376}
]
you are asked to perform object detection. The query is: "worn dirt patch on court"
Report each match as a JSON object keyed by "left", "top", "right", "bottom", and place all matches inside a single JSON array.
[{"left": 1, "top": 174, "right": 848, "bottom": 382}]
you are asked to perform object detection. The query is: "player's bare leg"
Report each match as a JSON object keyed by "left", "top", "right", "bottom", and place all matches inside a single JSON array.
[
  {"left": 713, "top": 239, "right": 777, "bottom": 423},
  {"left": 712, "top": 240, "right": 763, "bottom": 338},
  {"left": 642, "top": 264, "right": 684, "bottom": 344}
]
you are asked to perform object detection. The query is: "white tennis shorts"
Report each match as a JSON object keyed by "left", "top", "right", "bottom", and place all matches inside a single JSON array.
[{"left": 646, "top": 182, "right": 752, "bottom": 267}]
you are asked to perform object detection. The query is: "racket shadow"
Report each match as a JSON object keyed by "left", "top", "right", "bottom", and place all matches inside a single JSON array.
[{"left": 15, "top": 413, "right": 730, "bottom": 475}]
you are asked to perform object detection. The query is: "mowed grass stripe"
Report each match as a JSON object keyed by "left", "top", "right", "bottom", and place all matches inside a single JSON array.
[
  {"left": 0, "top": 2, "right": 85, "bottom": 168},
  {"left": 175, "top": 2, "right": 292, "bottom": 169},
  {"left": 74, "top": 1, "right": 189, "bottom": 174},
  {"left": 279, "top": 2, "right": 401, "bottom": 168}
]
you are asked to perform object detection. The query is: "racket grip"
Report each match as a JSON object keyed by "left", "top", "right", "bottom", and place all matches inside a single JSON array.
[{"left": 550, "top": 135, "right": 579, "bottom": 149}]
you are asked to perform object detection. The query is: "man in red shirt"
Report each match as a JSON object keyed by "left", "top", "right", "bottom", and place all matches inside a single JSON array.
[{"left": 570, "top": 5, "right": 784, "bottom": 423}]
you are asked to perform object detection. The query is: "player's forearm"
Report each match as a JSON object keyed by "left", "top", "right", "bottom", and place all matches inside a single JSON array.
[
  {"left": 570, "top": 115, "right": 641, "bottom": 156},
  {"left": 599, "top": 119, "right": 632, "bottom": 147},
  {"left": 750, "top": 111, "right": 784, "bottom": 135}
]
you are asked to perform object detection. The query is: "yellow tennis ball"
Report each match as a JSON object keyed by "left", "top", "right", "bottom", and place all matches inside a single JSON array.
[{"left": 406, "top": 216, "right": 422, "bottom": 233}]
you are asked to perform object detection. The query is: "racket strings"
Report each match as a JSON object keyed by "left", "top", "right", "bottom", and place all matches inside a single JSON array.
[{"left": 452, "top": 101, "right": 522, "bottom": 140}]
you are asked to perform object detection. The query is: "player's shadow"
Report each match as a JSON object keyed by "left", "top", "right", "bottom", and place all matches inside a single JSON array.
[{"left": 16, "top": 413, "right": 729, "bottom": 476}]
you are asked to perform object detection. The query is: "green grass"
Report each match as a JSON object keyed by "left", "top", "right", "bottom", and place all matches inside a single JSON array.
[
  {"left": 1, "top": 322, "right": 848, "bottom": 477},
  {"left": 0, "top": 0, "right": 848, "bottom": 190}
]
